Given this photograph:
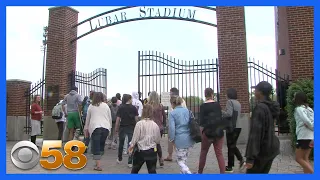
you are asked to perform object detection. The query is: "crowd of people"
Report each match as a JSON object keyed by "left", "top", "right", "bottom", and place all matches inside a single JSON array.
[{"left": 29, "top": 81, "right": 314, "bottom": 174}]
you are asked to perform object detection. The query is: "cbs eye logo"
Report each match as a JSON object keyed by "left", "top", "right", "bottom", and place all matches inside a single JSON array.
[{"left": 11, "top": 140, "right": 87, "bottom": 170}]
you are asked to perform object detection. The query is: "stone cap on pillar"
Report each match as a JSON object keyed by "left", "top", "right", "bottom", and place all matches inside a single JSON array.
[
  {"left": 6, "top": 79, "right": 32, "bottom": 84},
  {"left": 48, "top": 6, "right": 79, "bottom": 13}
]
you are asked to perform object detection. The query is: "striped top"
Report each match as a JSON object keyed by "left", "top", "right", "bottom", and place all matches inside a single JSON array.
[{"left": 130, "top": 118, "right": 161, "bottom": 151}]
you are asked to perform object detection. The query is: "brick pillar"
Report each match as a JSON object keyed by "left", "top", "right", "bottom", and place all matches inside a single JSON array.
[
  {"left": 45, "top": 6, "right": 78, "bottom": 115},
  {"left": 7, "top": 80, "right": 31, "bottom": 141},
  {"left": 286, "top": 7, "right": 314, "bottom": 81},
  {"left": 7, "top": 80, "right": 31, "bottom": 116},
  {"left": 216, "top": 7, "right": 250, "bottom": 113}
]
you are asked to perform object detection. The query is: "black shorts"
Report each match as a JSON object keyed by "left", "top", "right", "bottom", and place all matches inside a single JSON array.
[{"left": 296, "top": 140, "right": 312, "bottom": 149}]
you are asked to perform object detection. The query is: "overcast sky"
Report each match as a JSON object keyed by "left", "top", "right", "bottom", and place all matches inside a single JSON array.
[{"left": 6, "top": 6, "right": 277, "bottom": 99}]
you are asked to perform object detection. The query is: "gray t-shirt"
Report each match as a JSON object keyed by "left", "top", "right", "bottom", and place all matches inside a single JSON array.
[{"left": 62, "top": 90, "right": 83, "bottom": 113}]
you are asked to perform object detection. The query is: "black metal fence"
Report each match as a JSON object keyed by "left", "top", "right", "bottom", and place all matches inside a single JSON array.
[
  {"left": 247, "top": 58, "right": 290, "bottom": 134},
  {"left": 24, "top": 79, "right": 45, "bottom": 135},
  {"left": 70, "top": 68, "right": 108, "bottom": 97},
  {"left": 138, "top": 50, "right": 219, "bottom": 122}
]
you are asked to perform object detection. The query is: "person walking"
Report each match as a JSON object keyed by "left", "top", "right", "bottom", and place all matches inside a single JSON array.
[
  {"left": 115, "top": 94, "right": 139, "bottom": 168},
  {"left": 62, "top": 86, "right": 83, "bottom": 141},
  {"left": 107, "top": 96, "right": 119, "bottom": 150},
  {"left": 148, "top": 91, "right": 166, "bottom": 167},
  {"left": 223, "top": 88, "right": 245, "bottom": 172},
  {"left": 82, "top": 90, "right": 95, "bottom": 153},
  {"left": 293, "top": 92, "right": 314, "bottom": 174},
  {"left": 245, "top": 81, "right": 280, "bottom": 174},
  {"left": 116, "top": 93, "right": 122, "bottom": 106},
  {"left": 30, "top": 95, "right": 43, "bottom": 146},
  {"left": 198, "top": 88, "right": 225, "bottom": 174},
  {"left": 129, "top": 104, "right": 161, "bottom": 174},
  {"left": 164, "top": 87, "right": 187, "bottom": 162},
  {"left": 83, "top": 92, "right": 112, "bottom": 171},
  {"left": 55, "top": 94, "right": 67, "bottom": 140},
  {"left": 168, "top": 96, "right": 194, "bottom": 174}
]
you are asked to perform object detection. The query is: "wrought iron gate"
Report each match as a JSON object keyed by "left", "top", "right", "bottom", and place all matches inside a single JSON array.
[
  {"left": 138, "top": 50, "right": 219, "bottom": 121},
  {"left": 247, "top": 58, "right": 290, "bottom": 134},
  {"left": 70, "top": 68, "right": 108, "bottom": 97}
]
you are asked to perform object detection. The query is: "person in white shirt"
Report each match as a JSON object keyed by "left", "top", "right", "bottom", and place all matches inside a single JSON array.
[
  {"left": 293, "top": 92, "right": 314, "bottom": 174},
  {"left": 132, "top": 91, "right": 143, "bottom": 117},
  {"left": 84, "top": 92, "right": 112, "bottom": 171},
  {"left": 56, "top": 94, "right": 67, "bottom": 140}
]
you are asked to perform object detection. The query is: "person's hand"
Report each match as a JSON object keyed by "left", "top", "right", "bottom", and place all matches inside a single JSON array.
[
  {"left": 84, "top": 129, "right": 89, "bottom": 138},
  {"left": 245, "top": 163, "right": 253, "bottom": 169},
  {"left": 310, "top": 140, "right": 314, "bottom": 148},
  {"left": 128, "top": 145, "right": 134, "bottom": 155}
]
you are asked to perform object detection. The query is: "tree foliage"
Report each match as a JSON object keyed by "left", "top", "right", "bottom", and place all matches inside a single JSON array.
[{"left": 285, "top": 79, "right": 314, "bottom": 159}]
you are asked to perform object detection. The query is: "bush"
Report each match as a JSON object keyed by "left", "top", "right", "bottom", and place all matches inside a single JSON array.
[{"left": 286, "top": 79, "right": 314, "bottom": 159}]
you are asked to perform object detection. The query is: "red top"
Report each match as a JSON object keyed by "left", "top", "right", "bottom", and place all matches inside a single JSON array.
[{"left": 31, "top": 103, "right": 42, "bottom": 120}]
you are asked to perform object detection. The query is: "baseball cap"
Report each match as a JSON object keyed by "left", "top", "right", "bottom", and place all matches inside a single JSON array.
[{"left": 253, "top": 81, "right": 273, "bottom": 96}]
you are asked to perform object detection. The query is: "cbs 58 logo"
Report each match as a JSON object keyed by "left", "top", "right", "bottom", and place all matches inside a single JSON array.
[{"left": 11, "top": 140, "right": 87, "bottom": 170}]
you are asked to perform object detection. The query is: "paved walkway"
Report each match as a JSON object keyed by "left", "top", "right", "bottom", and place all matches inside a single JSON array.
[{"left": 6, "top": 135, "right": 308, "bottom": 174}]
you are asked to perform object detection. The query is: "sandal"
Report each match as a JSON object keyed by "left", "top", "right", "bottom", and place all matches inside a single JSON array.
[
  {"left": 163, "top": 157, "right": 173, "bottom": 161},
  {"left": 94, "top": 166, "right": 102, "bottom": 171},
  {"left": 159, "top": 158, "right": 164, "bottom": 167}
]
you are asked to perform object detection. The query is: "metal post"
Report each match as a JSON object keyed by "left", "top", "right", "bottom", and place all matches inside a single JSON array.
[{"left": 41, "top": 26, "right": 48, "bottom": 109}]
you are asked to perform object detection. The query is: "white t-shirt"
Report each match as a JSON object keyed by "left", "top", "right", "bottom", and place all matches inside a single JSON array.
[{"left": 55, "top": 100, "right": 66, "bottom": 123}]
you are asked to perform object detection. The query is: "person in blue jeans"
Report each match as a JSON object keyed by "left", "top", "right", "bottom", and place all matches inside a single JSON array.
[
  {"left": 115, "top": 94, "right": 139, "bottom": 168},
  {"left": 84, "top": 92, "right": 112, "bottom": 171}
]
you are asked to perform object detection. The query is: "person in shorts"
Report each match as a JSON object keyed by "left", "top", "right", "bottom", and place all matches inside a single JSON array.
[
  {"left": 293, "top": 92, "right": 314, "bottom": 174},
  {"left": 62, "top": 86, "right": 83, "bottom": 141}
]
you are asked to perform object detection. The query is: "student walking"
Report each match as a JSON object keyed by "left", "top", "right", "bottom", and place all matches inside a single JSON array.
[
  {"left": 83, "top": 92, "right": 112, "bottom": 171},
  {"left": 293, "top": 92, "right": 314, "bottom": 174},
  {"left": 168, "top": 96, "right": 194, "bottom": 174},
  {"left": 54, "top": 94, "right": 67, "bottom": 140},
  {"left": 223, "top": 88, "right": 244, "bottom": 172},
  {"left": 107, "top": 97, "right": 119, "bottom": 150},
  {"left": 198, "top": 88, "right": 225, "bottom": 174},
  {"left": 30, "top": 95, "right": 43, "bottom": 146},
  {"left": 245, "top": 81, "right": 280, "bottom": 174},
  {"left": 116, "top": 93, "right": 122, "bottom": 106},
  {"left": 62, "top": 86, "right": 83, "bottom": 141},
  {"left": 129, "top": 104, "right": 161, "bottom": 174},
  {"left": 115, "top": 94, "right": 139, "bottom": 167},
  {"left": 82, "top": 90, "right": 95, "bottom": 153},
  {"left": 164, "top": 87, "right": 187, "bottom": 162},
  {"left": 148, "top": 91, "right": 166, "bottom": 167}
]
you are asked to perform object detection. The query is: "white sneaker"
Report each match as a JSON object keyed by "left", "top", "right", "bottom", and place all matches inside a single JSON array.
[
  {"left": 128, "top": 164, "right": 133, "bottom": 168},
  {"left": 123, "top": 151, "right": 128, "bottom": 155},
  {"left": 117, "top": 159, "right": 122, "bottom": 164}
]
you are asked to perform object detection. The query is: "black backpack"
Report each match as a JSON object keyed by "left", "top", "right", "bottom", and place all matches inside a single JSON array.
[{"left": 188, "top": 111, "right": 202, "bottom": 143}]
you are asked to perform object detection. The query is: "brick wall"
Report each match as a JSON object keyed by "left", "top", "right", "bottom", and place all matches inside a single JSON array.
[
  {"left": 216, "top": 7, "right": 250, "bottom": 113},
  {"left": 286, "top": 6, "right": 314, "bottom": 81},
  {"left": 7, "top": 80, "right": 31, "bottom": 116},
  {"left": 45, "top": 7, "right": 78, "bottom": 115}
]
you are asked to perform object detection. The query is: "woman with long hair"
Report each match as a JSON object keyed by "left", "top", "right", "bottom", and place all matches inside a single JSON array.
[
  {"left": 129, "top": 104, "right": 161, "bottom": 174},
  {"left": 30, "top": 95, "right": 43, "bottom": 146},
  {"left": 169, "top": 96, "right": 194, "bottom": 174},
  {"left": 198, "top": 88, "right": 225, "bottom": 174},
  {"left": 293, "top": 92, "right": 314, "bottom": 174},
  {"left": 148, "top": 91, "right": 166, "bottom": 167},
  {"left": 84, "top": 92, "right": 113, "bottom": 171},
  {"left": 223, "top": 88, "right": 244, "bottom": 172}
]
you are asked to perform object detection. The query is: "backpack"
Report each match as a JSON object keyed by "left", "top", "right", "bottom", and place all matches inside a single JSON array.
[
  {"left": 52, "top": 103, "right": 63, "bottom": 119},
  {"left": 188, "top": 110, "right": 202, "bottom": 143},
  {"left": 110, "top": 105, "right": 119, "bottom": 123}
]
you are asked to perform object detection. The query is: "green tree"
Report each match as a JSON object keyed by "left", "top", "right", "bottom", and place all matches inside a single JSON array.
[
  {"left": 184, "top": 96, "right": 204, "bottom": 106},
  {"left": 286, "top": 79, "right": 314, "bottom": 159}
]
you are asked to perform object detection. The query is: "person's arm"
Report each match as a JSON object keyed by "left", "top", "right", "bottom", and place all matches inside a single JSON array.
[
  {"left": 168, "top": 112, "right": 175, "bottom": 142},
  {"left": 155, "top": 125, "right": 161, "bottom": 144},
  {"left": 222, "top": 100, "right": 233, "bottom": 118},
  {"left": 134, "top": 106, "right": 139, "bottom": 122},
  {"left": 62, "top": 96, "right": 68, "bottom": 116},
  {"left": 106, "top": 105, "right": 112, "bottom": 130},
  {"left": 199, "top": 104, "right": 205, "bottom": 129},
  {"left": 245, "top": 105, "right": 265, "bottom": 165},
  {"left": 296, "top": 107, "right": 314, "bottom": 130}
]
